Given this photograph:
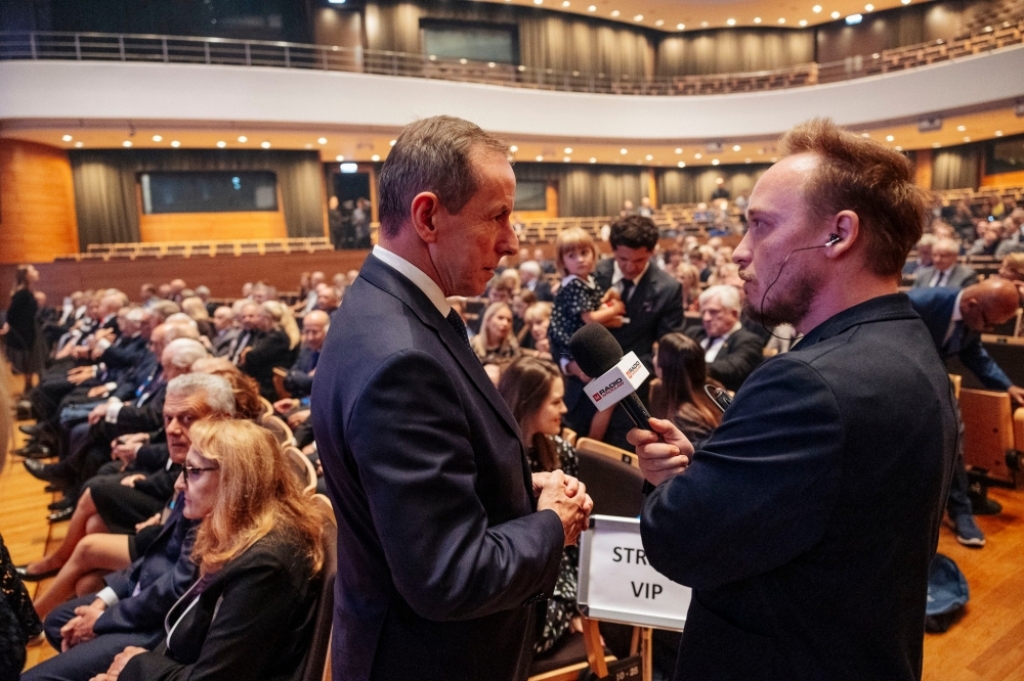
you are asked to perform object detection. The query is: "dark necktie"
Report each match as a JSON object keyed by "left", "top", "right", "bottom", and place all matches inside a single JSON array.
[
  {"left": 446, "top": 309, "right": 471, "bottom": 348},
  {"left": 620, "top": 279, "right": 634, "bottom": 303}
]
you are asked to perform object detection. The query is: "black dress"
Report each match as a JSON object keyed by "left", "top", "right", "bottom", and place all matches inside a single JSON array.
[
  {"left": 1, "top": 533, "right": 43, "bottom": 681},
  {"left": 549, "top": 276, "right": 604, "bottom": 362},
  {"left": 5, "top": 288, "right": 43, "bottom": 375}
]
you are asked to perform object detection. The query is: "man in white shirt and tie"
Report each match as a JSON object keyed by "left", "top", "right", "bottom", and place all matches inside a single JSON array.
[
  {"left": 687, "top": 285, "right": 765, "bottom": 392},
  {"left": 911, "top": 236, "right": 979, "bottom": 290}
]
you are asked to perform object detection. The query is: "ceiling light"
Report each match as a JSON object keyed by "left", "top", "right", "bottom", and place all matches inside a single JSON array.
[
  {"left": 754, "top": 17, "right": 762, "bottom": 23},
  {"left": 846, "top": 14, "right": 863, "bottom": 24},
  {"left": 534, "top": 0, "right": 543, "bottom": 5},
  {"left": 645, "top": 154, "right": 653, "bottom": 161},
  {"left": 327, "top": 0, "right": 346, "bottom": 4},
  {"left": 562, "top": 1, "right": 570, "bottom": 6},
  {"left": 864, "top": 4, "right": 874, "bottom": 11},
  {"left": 778, "top": 18, "right": 786, "bottom": 24},
  {"left": 726, "top": 18, "right": 736, "bottom": 26},
  {"left": 701, "top": 21, "right": 709, "bottom": 27},
  {"left": 510, "top": 145, "right": 519, "bottom": 152},
  {"left": 611, "top": 10, "right": 620, "bottom": 18},
  {"left": 589, "top": 157, "right": 597, "bottom": 163},
  {"left": 340, "top": 162, "right": 358, "bottom": 173},
  {"left": 655, "top": 19, "right": 664, "bottom": 26},
  {"left": 564, "top": 156, "right": 572, "bottom": 162},
  {"left": 758, "top": 148, "right": 765, "bottom": 154},
  {"left": 171, "top": 140, "right": 181, "bottom": 148},
  {"left": 675, "top": 148, "right": 683, "bottom": 154},
  {"left": 812, "top": 5, "right": 822, "bottom": 12},
  {"left": 902, "top": 0, "right": 912, "bottom": 4},
  {"left": 588, "top": 5, "right": 596, "bottom": 12},
  {"left": 122, "top": 141, "right": 133, "bottom": 148},
  {"left": 149, "top": 135, "right": 161, "bottom": 142},
  {"left": 956, "top": 125, "right": 966, "bottom": 131},
  {"left": 963, "top": 137, "right": 971, "bottom": 142},
  {"left": 771, "top": 157, "right": 778, "bottom": 162},
  {"left": 677, "top": 161, "right": 686, "bottom": 168},
  {"left": 995, "top": 130, "right": 1003, "bottom": 136},
  {"left": 799, "top": 19, "right": 808, "bottom": 26},
  {"left": 304, "top": 143, "right": 313, "bottom": 149},
  {"left": 74, "top": 141, "right": 83, "bottom": 148},
  {"left": 261, "top": 141, "right": 271, "bottom": 149},
  {"left": 932, "top": 142, "right": 941, "bottom": 148},
  {"left": 886, "top": 135, "right": 894, "bottom": 142},
  {"left": 564, "top": 147, "right": 573, "bottom": 154},
  {"left": 371, "top": 154, "right": 381, "bottom": 161},
  {"left": 711, "top": 159, "right": 720, "bottom": 166},
  {"left": 633, "top": 14, "right": 643, "bottom": 22},
  {"left": 894, "top": 146, "right": 903, "bottom": 151},
  {"left": 62, "top": 134, "right": 73, "bottom": 142},
  {"left": 318, "top": 137, "right": 327, "bottom": 144},
  {"left": 732, "top": 145, "right": 741, "bottom": 151},
  {"left": 694, "top": 153, "right": 702, "bottom": 159},
  {"left": 536, "top": 155, "right": 544, "bottom": 161},
  {"left": 744, "top": 158, "right": 751, "bottom": 163},
  {"left": 620, "top": 148, "right": 628, "bottom": 154},
  {"left": 335, "top": 155, "right": 345, "bottom": 161},
  {"left": 237, "top": 136, "right": 247, "bottom": 143},
  {"left": 389, "top": 139, "right": 397, "bottom": 146},
  {"left": 677, "top": 23, "right": 685, "bottom": 30},
  {"left": 831, "top": 10, "right": 841, "bottom": 18},
  {"left": 861, "top": 132, "right": 870, "bottom": 138},
  {"left": 217, "top": 141, "right": 227, "bottom": 148}
]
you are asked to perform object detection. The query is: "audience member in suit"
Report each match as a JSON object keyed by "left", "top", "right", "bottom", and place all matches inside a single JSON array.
[
  {"left": 519, "top": 261, "right": 554, "bottom": 302},
  {"left": 209, "top": 306, "right": 239, "bottom": 357},
  {"left": 315, "top": 282, "right": 341, "bottom": 317},
  {"left": 97, "top": 419, "right": 324, "bottom": 681},
  {"left": 684, "top": 285, "right": 765, "bottom": 392},
  {"left": 911, "top": 237, "right": 979, "bottom": 289},
  {"left": 239, "top": 301, "right": 299, "bottom": 401},
  {"left": 224, "top": 301, "right": 259, "bottom": 365},
  {"left": 312, "top": 116, "right": 591, "bottom": 681},
  {"left": 966, "top": 221, "right": 1004, "bottom": 257},
  {"left": 906, "top": 280, "right": 1023, "bottom": 548},
  {"left": 584, "top": 215, "right": 684, "bottom": 449},
  {"left": 22, "top": 375, "right": 238, "bottom": 681},
  {"left": 903, "top": 234, "right": 935, "bottom": 276},
  {"left": 633, "top": 120, "right": 956, "bottom": 681},
  {"left": 282, "top": 310, "right": 328, "bottom": 399}
]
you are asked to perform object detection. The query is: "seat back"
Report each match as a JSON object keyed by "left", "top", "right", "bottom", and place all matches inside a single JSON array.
[
  {"left": 262, "top": 413, "right": 296, "bottom": 447},
  {"left": 284, "top": 444, "right": 318, "bottom": 495},
  {"left": 298, "top": 494, "right": 338, "bottom": 681},
  {"left": 576, "top": 437, "right": 639, "bottom": 468},
  {"left": 959, "top": 388, "right": 1015, "bottom": 483},
  {"left": 576, "top": 447, "right": 645, "bottom": 518}
]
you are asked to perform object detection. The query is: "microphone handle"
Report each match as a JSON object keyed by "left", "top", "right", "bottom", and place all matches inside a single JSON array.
[{"left": 619, "top": 392, "right": 652, "bottom": 429}]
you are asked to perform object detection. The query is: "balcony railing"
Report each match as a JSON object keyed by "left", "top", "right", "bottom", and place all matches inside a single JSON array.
[{"left": 0, "top": 24, "right": 1020, "bottom": 97}]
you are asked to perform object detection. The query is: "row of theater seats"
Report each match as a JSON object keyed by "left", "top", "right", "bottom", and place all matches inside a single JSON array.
[{"left": 56, "top": 237, "right": 335, "bottom": 261}]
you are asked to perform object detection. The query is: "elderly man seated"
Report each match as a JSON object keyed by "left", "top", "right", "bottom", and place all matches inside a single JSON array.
[
  {"left": 913, "top": 237, "right": 978, "bottom": 289},
  {"left": 685, "top": 284, "right": 765, "bottom": 392}
]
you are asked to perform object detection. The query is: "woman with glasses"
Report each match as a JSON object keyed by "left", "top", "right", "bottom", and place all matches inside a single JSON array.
[{"left": 89, "top": 418, "right": 325, "bottom": 681}]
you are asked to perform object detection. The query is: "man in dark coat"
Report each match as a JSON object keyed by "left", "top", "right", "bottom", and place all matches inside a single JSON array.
[
  {"left": 633, "top": 120, "right": 956, "bottom": 681},
  {"left": 684, "top": 284, "right": 765, "bottom": 392},
  {"left": 312, "top": 116, "right": 591, "bottom": 681}
]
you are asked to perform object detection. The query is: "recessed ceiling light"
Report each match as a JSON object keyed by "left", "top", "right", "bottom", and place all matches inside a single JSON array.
[
  {"left": 611, "top": 10, "right": 620, "bottom": 18},
  {"left": 864, "top": 4, "right": 874, "bottom": 11},
  {"left": 694, "top": 153, "right": 702, "bottom": 159},
  {"left": 336, "top": 155, "right": 345, "bottom": 161},
  {"left": 533, "top": 0, "right": 543, "bottom": 5},
  {"left": 799, "top": 19, "right": 808, "bottom": 26},
  {"left": 831, "top": 10, "right": 841, "bottom": 18},
  {"left": 846, "top": 14, "right": 863, "bottom": 24},
  {"left": 726, "top": 18, "right": 736, "bottom": 26},
  {"left": 589, "top": 157, "right": 597, "bottom": 163},
  {"left": 152, "top": 135, "right": 162, "bottom": 142},
  {"left": 317, "top": 137, "right": 327, "bottom": 144},
  {"left": 894, "top": 146, "right": 903, "bottom": 151},
  {"left": 711, "top": 159, "right": 720, "bottom": 166},
  {"left": 588, "top": 5, "right": 596, "bottom": 12},
  {"left": 620, "top": 148, "right": 628, "bottom": 154},
  {"left": 122, "top": 141, "right": 133, "bottom": 147},
  {"left": 655, "top": 19, "right": 664, "bottom": 27},
  {"left": 562, "top": 1, "right": 570, "bottom": 6},
  {"left": 677, "top": 23, "right": 685, "bottom": 30},
  {"left": 237, "top": 136, "right": 247, "bottom": 143},
  {"left": 932, "top": 142, "right": 941, "bottom": 148},
  {"left": 217, "top": 141, "right": 227, "bottom": 148},
  {"left": 645, "top": 154, "right": 653, "bottom": 161},
  {"left": 563, "top": 156, "right": 572, "bottom": 162},
  {"left": 753, "top": 17, "right": 762, "bottom": 24},
  {"left": 675, "top": 148, "right": 683, "bottom": 154},
  {"left": 304, "top": 143, "right": 313, "bottom": 149},
  {"left": 812, "top": 5, "right": 822, "bottom": 13},
  {"left": 62, "top": 134, "right": 73, "bottom": 142},
  {"left": 633, "top": 14, "right": 643, "bottom": 22},
  {"left": 564, "top": 147, "right": 573, "bottom": 154},
  {"left": 770, "top": 157, "right": 778, "bottom": 162},
  {"left": 994, "top": 130, "right": 1003, "bottom": 136},
  {"left": 371, "top": 154, "right": 381, "bottom": 161},
  {"left": 861, "top": 133, "right": 870, "bottom": 138},
  {"left": 261, "top": 141, "right": 271, "bottom": 149},
  {"left": 963, "top": 137, "right": 971, "bottom": 142},
  {"left": 171, "top": 140, "right": 181, "bottom": 148},
  {"left": 886, "top": 135, "right": 894, "bottom": 142},
  {"left": 677, "top": 161, "right": 686, "bottom": 168},
  {"left": 701, "top": 21, "right": 709, "bottom": 27},
  {"left": 732, "top": 145, "right": 741, "bottom": 151},
  {"left": 510, "top": 145, "right": 519, "bottom": 152},
  {"left": 74, "top": 141, "right": 83, "bottom": 148},
  {"left": 901, "top": 0, "right": 912, "bottom": 4},
  {"left": 778, "top": 18, "right": 786, "bottom": 24},
  {"left": 744, "top": 158, "right": 751, "bottom": 163},
  {"left": 758, "top": 148, "right": 765, "bottom": 154},
  {"left": 956, "top": 125, "right": 966, "bottom": 131},
  {"left": 389, "top": 139, "right": 397, "bottom": 146},
  {"left": 536, "top": 155, "right": 544, "bottom": 161}
]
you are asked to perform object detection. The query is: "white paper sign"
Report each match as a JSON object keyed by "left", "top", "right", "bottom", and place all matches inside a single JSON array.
[
  {"left": 578, "top": 515, "right": 691, "bottom": 631},
  {"left": 584, "top": 351, "right": 650, "bottom": 412}
]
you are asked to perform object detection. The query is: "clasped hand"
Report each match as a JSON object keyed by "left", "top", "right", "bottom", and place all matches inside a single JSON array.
[
  {"left": 533, "top": 470, "right": 594, "bottom": 547},
  {"left": 628, "top": 417, "right": 694, "bottom": 487}
]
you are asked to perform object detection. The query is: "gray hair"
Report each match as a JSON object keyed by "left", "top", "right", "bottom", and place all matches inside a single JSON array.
[
  {"left": 519, "top": 260, "right": 541, "bottom": 277},
  {"left": 162, "top": 338, "right": 209, "bottom": 371},
  {"left": 166, "top": 373, "right": 235, "bottom": 416},
  {"left": 377, "top": 115, "right": 508, "bottom": 240},
  {"left": 699, "top": 284, "right": 742, "bottom": 314}
]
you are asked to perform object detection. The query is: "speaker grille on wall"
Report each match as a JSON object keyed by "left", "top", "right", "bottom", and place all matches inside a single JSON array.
[{"left": 918, "top": 117, "right": 943, "bottom": 132}]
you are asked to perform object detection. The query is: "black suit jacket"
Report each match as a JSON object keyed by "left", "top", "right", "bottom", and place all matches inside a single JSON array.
[
  {"left": 910, "top": 264, "right": 979, "bottom": 290},
  {"left": 311, "top": 255, "right": 564, "bottom": 681},
  {"left": 283, "top": 345, "right": 320, "bottom": 398},
  {"left": 242, "top": 330, "right": 297, "bottom": 401},
  {"left": 594, "top": 259, "right": 684, "bottom": 373},
  {"left": 641, "top": 294, "right": 956, "bottom": 680},
  {"left": 686, "top": 325, "right": 765, "bottom": 392}
]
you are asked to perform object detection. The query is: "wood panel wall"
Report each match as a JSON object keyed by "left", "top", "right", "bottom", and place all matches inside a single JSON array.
[
  {"left": 980, "top": 170, "right": 1024, "bottom": 188},
  {"left": 0, "top": 139, "right": 79, "bottom": 264},
  {"left": 138, "top": 211, "right": 288, "bottom": 243},
  {"left": 915, "top": 148, "right": 934, "bottom": 191}
]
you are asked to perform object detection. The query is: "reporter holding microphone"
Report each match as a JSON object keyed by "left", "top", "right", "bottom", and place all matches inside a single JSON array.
[{"left": 629, "top": 120, "right": 956, "bottom": 681}]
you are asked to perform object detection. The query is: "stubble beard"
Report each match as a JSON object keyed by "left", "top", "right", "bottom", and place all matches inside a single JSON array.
[{"left": 743, "top": 268, "right": 819, "bottom": 330}]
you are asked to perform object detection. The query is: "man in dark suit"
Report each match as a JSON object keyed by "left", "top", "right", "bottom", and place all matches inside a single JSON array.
[
  {"left": 633, "top": 120, "right": 956, "bottom": 681},
  {"left": 282, "top": 310, "right": 328, "bottom": 398},
  {"left": 685, "top": 284, "right": 765, "bottom": 391},
  {"left": 907, "top": 279, "right": 1023, "bottom": 547},
  {"left": 911, "top": 236, "right": 978, "bottom": 289},
  {"left": 311, "top": 115, "right": 592, "bottom": 681},
  {"left": 585, "top": 215, "right": 683, "bottom": 448},
  {"left": 519, "top": 261, "right": 554, "bottom": 302}
]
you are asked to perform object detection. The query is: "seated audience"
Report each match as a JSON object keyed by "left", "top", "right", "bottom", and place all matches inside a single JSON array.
[
  {"left": 967, "top": 221, "right": 1004, "bottom": 257},
  {"left": 209, "top": 306, "right": 238, "bottom": 357},
  {"left": 282, "top": 310, "right": 328, "bottom": 399},
  {"left": 998, "top": 252, "right": 1024, "bottom": 301},
  {"left": 470, "top": 302, "right": 520, "bottom": 367},
  {"left": 239, "top": 301, "right": 299, "bottom": 401},
  {"left": 911, "top": 236, "right": 979, "bottom": 289},
  {"left": 315, "top": 283, "right": 340, "bottom": 317},
  {"left": 90, "top": 418, "right": 324, "bottom": 681},
  {"left": 225, "top": 301, "right": 260, "bottom": 364},
  {"left": 519, "top": 260, "right": 553, "bottom": 302},
  {"left": 650, "top": 333, "right": 722, "bottom": 443},
  {"left": 179, "top": 297, "right": 214, "bottom": 340},
  {"left": 903, "top": 234, "right": 935, "bottom": 276},
  {"left": 684, "top": 285, "right": 764, "bottom": 392},
  {"left": 518, "top": 302, "right": 553, "bottom": 358}
]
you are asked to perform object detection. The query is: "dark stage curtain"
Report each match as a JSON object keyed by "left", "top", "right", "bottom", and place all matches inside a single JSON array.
[
  {"left": 932, "top": 148, "right": 981, "bottom": 190},
  {"left": 69, "top": 149, "right": 324, "bottom": 249},
  {"left": 514, "top": 164, "right": 647, "bottom": 217}
]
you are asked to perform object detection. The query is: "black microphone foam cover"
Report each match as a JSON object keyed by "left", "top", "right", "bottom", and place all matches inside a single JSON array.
[{"left": 569, "top": 323, "right": 625, "bottom": 378}]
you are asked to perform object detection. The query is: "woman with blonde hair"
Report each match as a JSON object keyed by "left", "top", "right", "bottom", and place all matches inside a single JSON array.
[
  {"left": 470, "top": 302, "right": 520, "bottom": 367},
  {"left": 179, "top": 297, "right": 214, "bottom": 339},
  {"left": 261, "top": 300, "right": 300, "bottom": 351},
  {"left": 93, "top": 418, "right": 324, "bottom": 681}
]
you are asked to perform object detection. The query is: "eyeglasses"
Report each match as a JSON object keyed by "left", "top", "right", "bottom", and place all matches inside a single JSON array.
[{"left": 183, "top": 464, "right": 218, "bottom": 484}]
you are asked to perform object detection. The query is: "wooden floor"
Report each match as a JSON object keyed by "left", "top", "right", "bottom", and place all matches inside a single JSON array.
[{"left": 3, "top": 372, "right": 1024, "bottom": 676}]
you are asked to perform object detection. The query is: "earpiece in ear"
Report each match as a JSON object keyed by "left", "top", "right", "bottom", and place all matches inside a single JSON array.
[{"left": 826, "top": 234, "right": 841, "bottom": 246}]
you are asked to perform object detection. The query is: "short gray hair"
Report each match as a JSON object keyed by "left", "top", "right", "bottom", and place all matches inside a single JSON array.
[
  {"left": 162, "top": 338, "right": 209, "bottom": 371},
  {"left": 166, "top": 373, "right": 235, "bottom": 416},
  {"left": 377, "top": 115, "right": 508, "bottom": 240},
  {"left": 699, "top": 285, "right": 742, "bottom": 314},
  {"left": 519, "top": 260, "right": 541, "bottom": 277}
]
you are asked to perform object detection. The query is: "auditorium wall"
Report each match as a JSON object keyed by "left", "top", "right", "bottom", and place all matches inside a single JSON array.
[
  {"left": 656, "top": 30, "right": 814, "bottom": 77},
  {"left": 657, "top": 165, "right": 770, "bottom": 206},
  {"left": 0, "top": 138, "right": 79, "bottom": 264}
]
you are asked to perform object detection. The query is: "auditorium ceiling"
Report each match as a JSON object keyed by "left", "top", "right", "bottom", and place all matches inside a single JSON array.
[
  {"left": 484, "top": 0, "right": 934, "bottom": 30},
  {"left": 3, "top": 103, "right": 1021, "bottom": 168}
]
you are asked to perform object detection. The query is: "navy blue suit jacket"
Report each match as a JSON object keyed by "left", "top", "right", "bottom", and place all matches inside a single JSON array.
[
  {"left": 283, "top": 346, "right": 319, "bottom": 398},
  {"left": 906, "top": 287, "right": 1013, "bottom": 390},
  {"left": 311, "top": 255, "right": 564, "bottom": 681},
  {"left": 641, "top": 294, "right": 956, "bottom": 680}
]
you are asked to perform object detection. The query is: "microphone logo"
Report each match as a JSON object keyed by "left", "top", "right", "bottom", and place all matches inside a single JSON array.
[{"left": 592, "top": 377, "right": 625, "bottom": 402}]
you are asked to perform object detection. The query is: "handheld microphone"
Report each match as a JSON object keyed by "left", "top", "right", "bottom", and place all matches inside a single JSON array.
[{"left": 569, "top": 323, "right": 652, "bottom": 429}]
